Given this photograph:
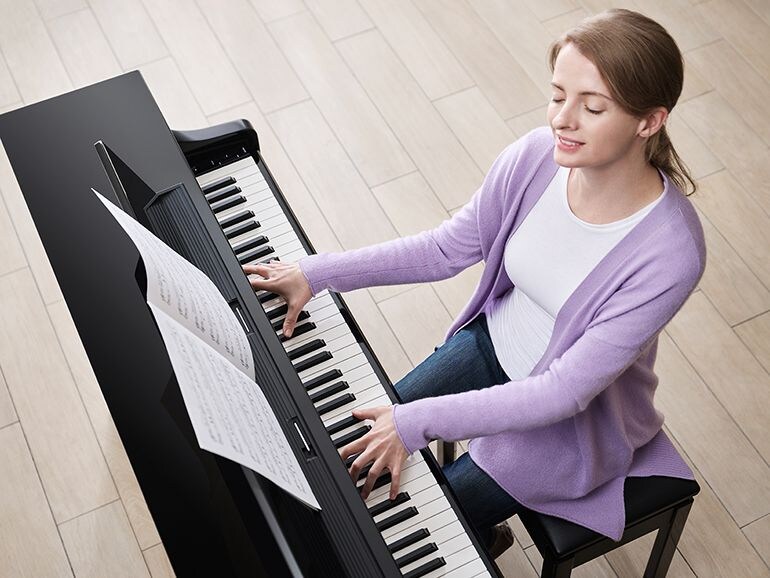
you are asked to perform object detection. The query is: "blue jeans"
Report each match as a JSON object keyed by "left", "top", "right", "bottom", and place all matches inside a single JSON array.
[{"left": 393, "top": 313, "right": 524, "bottom": 546}]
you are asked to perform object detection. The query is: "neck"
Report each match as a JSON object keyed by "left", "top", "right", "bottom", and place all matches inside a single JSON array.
[{"left": 568, "top": 155, "right": 663, "bottom": 208}]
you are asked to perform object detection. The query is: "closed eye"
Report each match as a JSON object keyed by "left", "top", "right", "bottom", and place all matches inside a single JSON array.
[{"left": 550, "top": 98, "right": 603, "bottom": 115}]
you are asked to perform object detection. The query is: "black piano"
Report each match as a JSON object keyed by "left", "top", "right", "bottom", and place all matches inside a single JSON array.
[{"left": 0, "top": 72, "right": 500, "bottom": 578}]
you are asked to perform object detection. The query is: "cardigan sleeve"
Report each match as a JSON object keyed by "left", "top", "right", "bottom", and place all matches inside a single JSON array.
[
  {"left": 392, "top": 238, "right": 704, "bottom": 454},
  {"left": 296, "top": 140, "right": 522, "bottom": 297}
]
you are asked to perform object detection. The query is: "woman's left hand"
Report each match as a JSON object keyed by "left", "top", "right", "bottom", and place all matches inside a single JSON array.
[{"left": 339, "top": 406, "right": 409, "bottom": 501}]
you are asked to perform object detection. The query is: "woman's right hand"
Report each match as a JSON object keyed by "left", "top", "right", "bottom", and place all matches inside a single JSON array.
[{"left": 243, "top": 260, "right": 312, "bottom": 338}]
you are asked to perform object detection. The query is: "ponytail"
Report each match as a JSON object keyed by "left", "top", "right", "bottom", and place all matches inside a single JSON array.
[{"left": 646, "top": 124, "right": 697, "bottom": 196}]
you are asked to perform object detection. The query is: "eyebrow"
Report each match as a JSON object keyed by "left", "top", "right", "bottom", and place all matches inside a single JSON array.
[{"left": 550, "top": 82, "right": 612, "bottom": 100}]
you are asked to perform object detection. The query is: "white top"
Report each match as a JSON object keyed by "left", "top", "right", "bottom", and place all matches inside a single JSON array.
[{"left": 486, "top": 165, "right": 666, "bottom": 381}]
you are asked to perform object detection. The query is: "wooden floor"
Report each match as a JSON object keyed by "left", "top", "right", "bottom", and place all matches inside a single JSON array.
[{"left": 0, "top": 0, "right": 769, "bottom": 576}]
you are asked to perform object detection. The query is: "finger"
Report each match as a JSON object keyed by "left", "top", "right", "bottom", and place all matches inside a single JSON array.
[
  {"left": 282, "top": 301, "right": 304, "bottom": 338},
  {"left": 360, "top": 458, "right": 385, "bottom": 501},
  {"left": 351, "top": 406, "right": 383, "bottom": 421},
  {"left": 339, "top": 433, "right": 371, "bottom": 461},
  {"left": 242, "top": 263, "right": 270, "bottom": 276},
  {"left": 389, "top": 462, "right": 402, "bottom": 500},
  {"left": 348, "top": 450, "right": 373, "bottom": 484}
]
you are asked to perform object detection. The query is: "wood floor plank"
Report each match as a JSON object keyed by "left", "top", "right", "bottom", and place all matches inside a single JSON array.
[
  {"left": 666, "top": 429, "right": 770, "bottom": 578},
  {"left": 339, "top": 288, "right": 414, "bottom": 385},
  {"left": 605, "top": 530, "right": 694, "bottom": 577},
  {"left": 197, "top": 0, "right": 308, "bottom": 114},
  {"left": 735, "top": 311, "right": 770, "bottom": 375},
  {"left": 336, "top": 29, "right": 483, "bottom": 211},
  {"left": 431, "top": 261, "right": 484, "bottom": 320},
  {"left": 633, "top": 0, "right": 720, "bottom": 52},
  {"left": 268, "top": 12, "right": 415, "bottom": 187},
  {"left": 416, "top": 0, "right": 544, "bottom": 120},
  {"left": 371, "top": 171, "right": 450, "bottom": 238},
  {"left": 697, "top": 0, "right": 770, "bottom": 84},
  {"left": 507, "top": 108, "right": 550, "bottom": 139},
  {"left": 496, "top": 542, "right": 540, "bottom": 577},
  {"left": 434, "top": 86, "right": 516, "bottom": 174},
  {"left": 0, "top": 0, "right": 71, "bottom": 104},
  {"left": 468, "top": 0, "right": 560, "bottom": 97},
  {"left": 47, "top": 8, "right": 122, "bottom": 89},
  {"left": 695, "top": 207, "right": 770, "bottom": 327},
  {"left": 142, "top": 0, "right": 250, "bottom": 115},
  {"left": 686, "top": 39, "right": 770, "bottom": 148},
  {"left": 0, "top": 50, "right": 21, "bottom": 108},
  {"left": 525, "top": 542, "right": 617, "bottom": 577},
  {"left": 59, "top": 500, "right": 151, "bottom": 578},
  {"left": 655, "top": 330, "right": 770, "bottom": 528},
  {"left": 665, "top": 112, "right": 723, "bottom": 181},
  {"left": 0, "top": 423, "right": 72, "bottom": 578},
  {"left": 691, "top": 169, "right": 770, "bottom": 292},
  {"left": 248, "top": 0, "right": 304, "bottom": 23},
  {"left": 267, "top": 100, "right": 401, "bottom": 253},
  {"left": 88, "top": 0, "right": 167, "bottom": 69},
  {"left": 136, "top": 57, "right": 207, "bottom": 129},
  {"left": 305, "top": 0, "right": 373, "bottom": 41},
  {"left": 48, "top": 300, "right": 161, "bottom": 549},
  {"left": 143, "top": 543, "right": 176, "bottom": 578},
  {"left": 0, "top": 269, "right": 118, "bottom": 523},
  {"left": 378, "top": 284, "right": 453, "bottom": 367},
  {"left": 0, "top": 369, "right": 17, "bottom": 430},
  {"left": 541, "top": 6, "right": 590, "bottom": 36},
  {"left": 208, "top": 101, "right": 342, "bottom": 256},
  {"left": 357, "top": 0, "right": 474, "bottom": 100},
  {"left": 521, "top": 0, "right": 579, "bottom": 22},
  {"left": 666, "top": 290, "right": 770, "bottom": 469},
  {"left": 743, "top": 514, "right": 770, "bottom": 569},
  {"left": 34, "top": 0, "right": 86, "bottom": 20},
  {"left": 0, "top": 143, "right": 65, "bottom": 304},
  {"left": 0, "top": 190, "right": 26, "bottom": 277},
  {"left": 679, "top": 91, "right": 770, "bottom": 217}
]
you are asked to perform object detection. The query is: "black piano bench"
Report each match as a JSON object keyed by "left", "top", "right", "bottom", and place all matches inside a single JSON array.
[{"left": 437, "top": 441, "right": 700, "bottom": 578}]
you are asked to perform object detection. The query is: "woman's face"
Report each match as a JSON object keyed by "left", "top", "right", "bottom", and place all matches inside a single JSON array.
[{"left": 547, "top": 42, "right": 646, "bottom": 169}]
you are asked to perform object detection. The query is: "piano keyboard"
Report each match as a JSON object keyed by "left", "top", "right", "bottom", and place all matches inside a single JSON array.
[{"left": 196, "top": 157, "right": 491, "bottom": 578}]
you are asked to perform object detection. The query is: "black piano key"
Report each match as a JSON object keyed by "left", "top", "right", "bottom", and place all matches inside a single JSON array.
[
  {"left": 376, "top": 506, "right": 419, "bottom": 533},
  {"left": 303, "top": 368, "right": 342, "bottom": 391},
  {"left": 258, "top": 291, "right": 280, "bottom": 304},
  {"left": 271, "top": 310, "right": 310, "bottom": 331},
  {"left": 202, "top": 175, "right": 235, "bottom": 195},
  {"left": 238, "top": 245, "right": 274, "bottom": 264},
  {"left": 315, "top": 393, "right": 355, "bottom": 416},
  {"left": 332, "top": 424, "right": 370, "bottom": 448},
  {"left": 278, "top": 321, "right": 315, "bottom": 343},
  {"left": 387, "top": 528, "right": 431, "bottom": 554},
  {"left": 344, "top": 453, "right": 360, "bottom": 469},
  {"left": 205, "top": 183, "right": 241, "bottom": 204},
  {"left": 326, "top": 414, "right": 361, "bottom": 436},
  {"left": 210, "top": 195, "right": 246, "bottom": 214},
  {"left": 368, "top": 492, "right": 410, "bottom": 518},
  {"left": 309, "top": 380, "right": 348, "bottom": 403},
  {"left": 294, "top": 351, "right": 333, "bottom": 375},
  {"left": 224, "top": 219, "right": 259, "bottom": 240},
  {"left": 257, "top": 256, "right": 279, "bottom": 266},
  {"left": 266, "top": 303, "right": 288, "bottom": 320},
  {"left": 403, "top": 557, "right": 446, "bottom": 578},
  {"left": 233, "top": 235, "right": 269, "bottom": 255},
  {"left": 395, "top": 544, "right": 439, "bottom": 570},
  {"left": 370, "top": 473, "right": 393, "bottom": 492},
  {"left": 287, "top": 339, "right": 325, "bottom": 361},
  {"left": 219, "top": 209, "right": 254, "bottom": 229}
]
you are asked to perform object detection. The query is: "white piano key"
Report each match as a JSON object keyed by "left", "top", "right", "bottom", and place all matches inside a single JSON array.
[
  {"left": 372, "top": 484, "right": 444, "bottom": 526},
  {"left": 381, "top": 495, "right": 450, "bottom": 541},
  {"left": 366, "top": 458, "right": 429, "bottom": 503},
  {"left": 323, "top": 390, "right": 389, "bottom": 424},
  {"left": 299, "top": 344, "right": 364, "bottom": 380}
]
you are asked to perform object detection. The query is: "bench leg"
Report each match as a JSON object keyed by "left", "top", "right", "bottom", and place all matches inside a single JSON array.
[
  {"left": 541, "top": 556, "right": 574, "bottom": 577},
  {"left": 437, "top": 440, "right": 456, "bottom": 466},
  {"left": 644, "top": 500, "right": 693, "bottom": 578}
]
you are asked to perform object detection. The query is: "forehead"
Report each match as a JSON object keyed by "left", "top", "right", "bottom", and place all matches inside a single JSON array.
[{"left": 551, "top": 43, "right": 610, "bottom": 93}]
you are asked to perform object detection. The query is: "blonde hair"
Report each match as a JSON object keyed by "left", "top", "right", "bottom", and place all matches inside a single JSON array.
[{"left": 547, "top": 8, "right": 697, "bottom": 196}]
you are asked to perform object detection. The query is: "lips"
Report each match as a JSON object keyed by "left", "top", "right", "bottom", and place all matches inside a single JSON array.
[{"left": 557, "top": 135, "right": 584, "bottom": 145}]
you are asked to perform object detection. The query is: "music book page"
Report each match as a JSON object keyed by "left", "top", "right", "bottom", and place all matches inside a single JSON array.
[{"left": 93, "top": 189, "right": 320, "bottom": 510}]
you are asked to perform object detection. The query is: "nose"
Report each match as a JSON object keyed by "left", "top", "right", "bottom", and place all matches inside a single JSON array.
[{"left": 552, "top": 99, "right": 579, "bottom": 130}]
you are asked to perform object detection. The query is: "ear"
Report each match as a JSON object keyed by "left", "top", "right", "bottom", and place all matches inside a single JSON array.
[{"left": 636, "top": 106, "right": 669, "bottom": 138}]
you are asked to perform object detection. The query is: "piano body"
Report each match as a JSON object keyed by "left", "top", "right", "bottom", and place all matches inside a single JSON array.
[{"left": 0, "top": 72, "right": 500, "bottom": 578}]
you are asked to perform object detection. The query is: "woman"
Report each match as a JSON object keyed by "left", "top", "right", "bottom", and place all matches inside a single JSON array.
[{"left": 244, "top": 8, "right": 705, "bottom": 559}]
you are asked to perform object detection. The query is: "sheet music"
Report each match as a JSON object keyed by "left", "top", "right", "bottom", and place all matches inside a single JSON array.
[
  {"left": 150, "top": 305, "right": 319, "bottom": 509},
  {"left": 93, "top": 188, "right": 319, "bottom": 510},
  {"left": 94, "top": 189, "right": 254, "bottom": 379}
]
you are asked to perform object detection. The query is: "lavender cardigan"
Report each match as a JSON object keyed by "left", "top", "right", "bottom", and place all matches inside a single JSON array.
[{"left": 298, "top": 126, "right": 705, "bottom": 540}]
